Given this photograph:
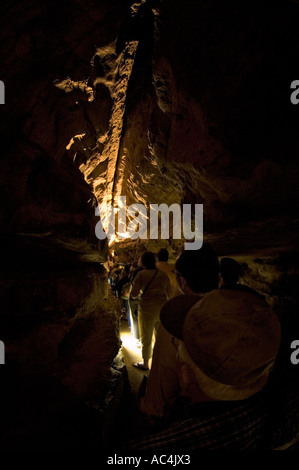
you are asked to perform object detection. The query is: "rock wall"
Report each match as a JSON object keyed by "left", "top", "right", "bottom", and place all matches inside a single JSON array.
[{"left": 0, "top": 0, "right": 128, "bottom": 449}]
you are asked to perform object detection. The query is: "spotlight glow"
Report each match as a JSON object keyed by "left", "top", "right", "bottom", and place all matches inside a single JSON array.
[{"left": 120, "top": 332, "right": 141, "bottom": 355}]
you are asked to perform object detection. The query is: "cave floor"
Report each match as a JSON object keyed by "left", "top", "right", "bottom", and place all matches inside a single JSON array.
[
  {"left": 120, "top": 318, "right": 151, "bottom": 394},
  {"left": 0, "top": 319, "right": 154, "bottom": 451},
  {"left": 108, "top": 319, "right": 153, "bottom": 450}
]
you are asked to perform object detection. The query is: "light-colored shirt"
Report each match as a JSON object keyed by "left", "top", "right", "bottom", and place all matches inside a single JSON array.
[
  {"left": 131, "top": 269, "right": 171, "bottom": 304},
  {"left": 155, "top": 261, "right": 179, "bottom": 299}
]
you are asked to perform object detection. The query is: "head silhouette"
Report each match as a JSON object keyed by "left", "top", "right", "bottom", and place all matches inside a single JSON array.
[
  {"left": 157, "top": 248, "right": 169, "bottom": 262},
  {"left": 175, "top": 242, "right": 219, "bottom": 294},
  {"left": 141, "top": 251, "right": 156, "bottom": 270}
]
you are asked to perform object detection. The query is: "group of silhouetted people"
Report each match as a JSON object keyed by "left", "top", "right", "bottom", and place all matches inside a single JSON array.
[
  {"left": 106, "top": 242, "right": 299, "bottom": 452},
  {"left": 108, "top": 247, "right": 258, "bottom": 377},
  {"left": 108, "top": 249, "right": 178, "bottom": 370}
]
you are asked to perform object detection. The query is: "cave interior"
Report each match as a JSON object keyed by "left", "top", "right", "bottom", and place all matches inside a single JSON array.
[{"left": 0, "top": 0, "right": 299, "bottom": 451}]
